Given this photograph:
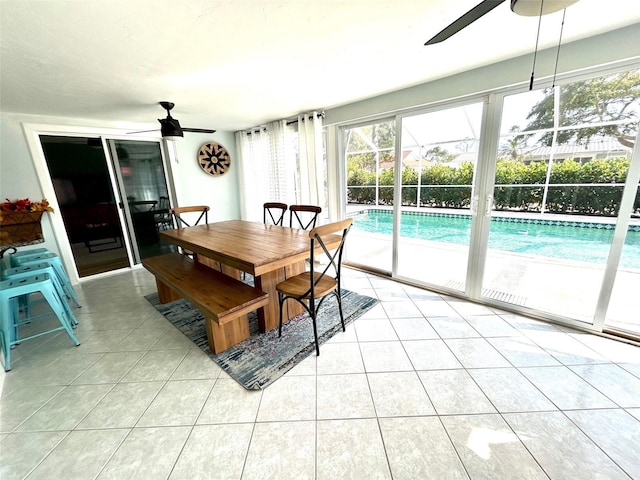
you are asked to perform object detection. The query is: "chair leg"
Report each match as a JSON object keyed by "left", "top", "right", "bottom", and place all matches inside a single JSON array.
[
  {"left": 335, "top": 291, "right": 346, "bottom": 332},
  {"left": 0, "top": 302, "right": 12, "bottom": 371},
  {"left": 10, "top": 297, "right": 22, "bottom": 343},
  {"left": 311, "top": 312, "right": 320, "bottom": 356},
  {"left": 278, "top": 293, "right": 285, "bottom": 337},
  {"left": 39, "top": 287, "right": 80, "bottom": 346},
  {"left": 50, "top": 261, "right": 81, "bottom": 308}
]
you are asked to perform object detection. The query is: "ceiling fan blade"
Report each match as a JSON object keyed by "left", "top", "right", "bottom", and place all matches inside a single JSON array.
[
  {"left": 182, "top": 127, "right": 217, "bottom": 134},
  {"left": 425, "top": 0, "right": 507, "bottom": 45},
  {"left": 127, "top": 129, "right": 160, "bottom": 134}
]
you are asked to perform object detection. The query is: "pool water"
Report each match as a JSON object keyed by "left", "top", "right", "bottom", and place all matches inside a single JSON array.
[{"left": 351, "top": 209, "right": 640, "bottom": 270}]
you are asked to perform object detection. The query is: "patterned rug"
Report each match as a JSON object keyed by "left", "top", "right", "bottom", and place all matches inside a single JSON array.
[{"left": 145, "top": 289, "right": 378, "bottom": 389}]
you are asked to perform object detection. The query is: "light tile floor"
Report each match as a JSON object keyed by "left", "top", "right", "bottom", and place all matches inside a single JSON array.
[{"left": 1, "top": 267, "right": 640, "bottom": 479}]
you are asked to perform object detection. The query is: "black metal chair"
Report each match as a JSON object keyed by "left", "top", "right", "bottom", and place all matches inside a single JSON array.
[
  {"left": 169, "top": 205, "right": 209, "bottom": 228},
  {"left": 169, "top": 206, "right": 213, "bottom": 264},
  {"left": 263, "top": 202, "right": 287, "bottom": 226},
  {"left": 154, "top": 196, "right": 173, "bottom": 231},
  {"left": 289, "top": 204, "right": 322, "bottom": 230},
  {"left": 276, "top": 218, "right": 352, "bottom": 356}
]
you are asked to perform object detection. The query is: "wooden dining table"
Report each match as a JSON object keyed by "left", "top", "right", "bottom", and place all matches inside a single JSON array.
[{"left": 159, "top": 220, "right": 339, "bottom": 332}]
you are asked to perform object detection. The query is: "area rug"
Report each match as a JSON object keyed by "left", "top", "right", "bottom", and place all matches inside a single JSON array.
[{"left": 145, "top": 289, "right": 378, "bottom": 389}]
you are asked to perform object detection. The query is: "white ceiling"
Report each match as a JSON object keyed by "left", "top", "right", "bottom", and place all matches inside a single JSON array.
[{"left": 1, "top": 0, "right": 639, "bottom": 132}]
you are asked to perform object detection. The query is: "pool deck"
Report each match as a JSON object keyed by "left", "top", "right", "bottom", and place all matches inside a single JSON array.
[{"left": 345, "top": 205, "right": 639, "bottom": 337}]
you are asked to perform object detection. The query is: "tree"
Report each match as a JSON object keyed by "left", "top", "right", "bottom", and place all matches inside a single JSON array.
[
  {"left": 455, "top": 137, "right": 476, "bottom": 153},
  {"left": 525, "top": 70, "right": 640, "bottom": 148},
  {"left": 423, "top": 146, "right": 457, "bottom": 164},
  {"left": 498, "top": 125, "right": 532, "bottom": 161}
]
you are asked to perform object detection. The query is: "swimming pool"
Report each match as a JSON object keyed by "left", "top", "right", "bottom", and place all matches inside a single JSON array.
[{"left": 351, "top": 209, "right": 640, "bottom": 270}]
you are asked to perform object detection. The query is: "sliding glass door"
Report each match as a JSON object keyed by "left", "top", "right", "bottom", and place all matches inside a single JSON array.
[
  {"left": 343, "top": 119, "right": 396, "bottom": 273},
  {"left": 107, "top": 139, "right": 174, "bottom": 263},
  {"left": 395, "top": 102, "right": 483, "bottom": 292},
  {"left": 341, "top": 103, "right": 483, "bottom": 291},
  {"left": 482, "top": 71, "right": 639, "bottom": 327}
]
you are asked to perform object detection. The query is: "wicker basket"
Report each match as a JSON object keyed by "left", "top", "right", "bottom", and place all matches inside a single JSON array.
[{"left": 0, "top": 211, "right": 45, "bottom": 247}]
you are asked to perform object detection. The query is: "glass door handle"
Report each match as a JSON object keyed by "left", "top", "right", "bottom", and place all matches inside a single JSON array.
[
  {"left": 485, "top": 194, "right": 493, "bottom": 217},
  {"left": 471, "top": 195, "right": 479, "bottom": 216}
]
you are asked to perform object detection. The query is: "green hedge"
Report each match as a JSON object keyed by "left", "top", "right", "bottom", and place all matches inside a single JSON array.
[{"left": 347, "top": 157, "right": 639, "bottom": 216}]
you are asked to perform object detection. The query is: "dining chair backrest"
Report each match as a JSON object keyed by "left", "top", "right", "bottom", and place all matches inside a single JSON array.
[
  {"left": 155, "top": 196, "right": 173, "bottom": 231},
  {"left": 129, "top": 200, "right": 157, "bottom": 212},
  {"left": 158, "top": 196, "right": 170, "bottom": 209},
  {"left": 170, "top": 206, "right": 210, "bottom": 228},
  {"left": 307, "top": 218, "right": 352, "bottom": 297},
  {"left": 263, "top": 202, "right": 287, "bottom": 226},
  {"left": 289, "top": 204, "right": 322, "bottom": 230}
]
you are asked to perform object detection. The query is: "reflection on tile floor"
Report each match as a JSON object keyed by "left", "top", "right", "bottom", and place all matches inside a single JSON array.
[{"left": 1, "top": 267, "right": 640, "bottom": 479}]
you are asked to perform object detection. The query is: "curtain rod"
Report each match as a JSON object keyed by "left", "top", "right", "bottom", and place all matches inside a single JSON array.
[
  {"left": 245, "top": 111, "right": 325, "bottom": 135},
  {"left": 286, "top": 111, "right": 325, "bottom": 126}
]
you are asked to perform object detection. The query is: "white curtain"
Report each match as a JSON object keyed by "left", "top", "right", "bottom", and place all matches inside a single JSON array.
[
  {"left": 236, "top": 120, "right": 295, "bottom": 222},
  {"left": 296, "top": 111, "right": 325, "bottom": 208},
  {"left": 236, "top": 111, "right": 325, "bottom": 222}
]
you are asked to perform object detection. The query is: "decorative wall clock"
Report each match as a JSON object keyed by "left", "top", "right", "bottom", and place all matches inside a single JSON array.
[{"left": 197, "top": 142, "right": 231, "bottom": 176}]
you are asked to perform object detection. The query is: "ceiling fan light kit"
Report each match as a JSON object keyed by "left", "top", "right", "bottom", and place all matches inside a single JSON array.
[
  {"left": 159, "top": 102, "right": 184, "bottom": 140},
  {"left": 510, "top": 0, "right": 579, "bottom": 16}
]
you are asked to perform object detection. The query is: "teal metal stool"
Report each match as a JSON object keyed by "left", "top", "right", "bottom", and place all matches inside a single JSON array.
[
  {"left": 0, "top": 273, "right": 80, "bottom": 371},
  {"left": 10, "top": 248, "right": 49, "bottom": 261},
  {"left": 2, "top": 262, "right": 79, "bottom": 326},
  {"left": 11, "top": 252, "right": 81, "bottom": 308},
  {"left": 6, "top": 248, "right": 50, "bottom": 274}
]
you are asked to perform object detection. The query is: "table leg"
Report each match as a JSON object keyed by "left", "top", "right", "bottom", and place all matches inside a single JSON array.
[
  {"left": 195, "top": 255, "right": 223, "bottom": 272},
  {"left": 255, "top": 260, "right": 306, "bottom": 332}
]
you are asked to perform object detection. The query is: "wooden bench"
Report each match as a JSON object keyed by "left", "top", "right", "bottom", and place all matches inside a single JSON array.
[{"left": 142, "top": 253, "right": 268, "bottom": 354}]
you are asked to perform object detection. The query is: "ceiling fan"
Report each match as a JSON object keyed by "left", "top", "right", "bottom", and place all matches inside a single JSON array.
[
  {"left": 424, "top": 0, "right": 580, "bottom": 45},
  {"left": 130, "top": 101, "right": 216, "bottom": 140}
]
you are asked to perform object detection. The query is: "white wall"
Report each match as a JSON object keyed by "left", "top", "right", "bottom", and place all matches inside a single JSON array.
[{"left": 166, "top": 131, "right": 240, "bottom": 222}]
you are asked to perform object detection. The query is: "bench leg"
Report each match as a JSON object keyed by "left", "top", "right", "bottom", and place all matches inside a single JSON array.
[
  {"left": 204, "top": 314, "right": 250, "bottom": 354},
  {"left": 156, "top": 279, "right": 181, "bottom": 303}
]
